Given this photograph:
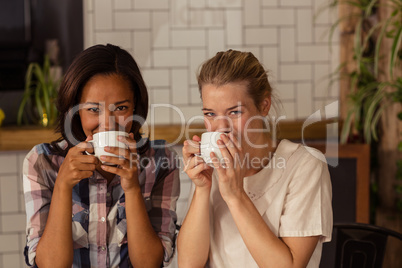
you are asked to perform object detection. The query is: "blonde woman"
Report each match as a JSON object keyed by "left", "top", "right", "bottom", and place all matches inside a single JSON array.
[{"left": 178, "top": 50, "right": 332, "bottom": 268}]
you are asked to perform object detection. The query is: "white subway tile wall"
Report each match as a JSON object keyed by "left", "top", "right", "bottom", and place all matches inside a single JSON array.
[
  {"left": 1, "top": 0, "right": 339, "bottom": 266},
  {"left": 0, "top": 151, "right": 30, "bottom": 267},
  {"left": 244, "top": 0, "right": 261, "bottom": 26},
  {"left": 84, "top": 0, "right": 339, "bottom": 123},
  {"left": 114, "top": 0, "right": 131, "bottom": 10}
]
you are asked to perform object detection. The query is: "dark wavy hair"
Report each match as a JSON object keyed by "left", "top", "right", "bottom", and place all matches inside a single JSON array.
[{"left": 51, "top": 44, "right": 149, "bottom": 155}]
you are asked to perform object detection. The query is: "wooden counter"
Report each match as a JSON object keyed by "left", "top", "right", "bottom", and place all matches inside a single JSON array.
[
  {"left": 0, "top": 126, "right": 61, "bottom": 151},
  {"left": 0, "top": 119, "right": 338, "bottom": 151}
]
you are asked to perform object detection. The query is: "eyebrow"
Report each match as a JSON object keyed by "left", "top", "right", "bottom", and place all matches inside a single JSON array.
[
  {"left": 114, "top": 100, "right": 130, "bottom": 105},
  {"left": 83, "top": 100, "right": 131, "bottom": 106},
  {"left": 202, "top": 104, "right": 244, "bottom": 112}
]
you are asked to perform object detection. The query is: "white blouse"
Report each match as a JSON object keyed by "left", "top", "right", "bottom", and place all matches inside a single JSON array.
[{"left": 191, "top": 139, "right": 333, "bottom": 267}]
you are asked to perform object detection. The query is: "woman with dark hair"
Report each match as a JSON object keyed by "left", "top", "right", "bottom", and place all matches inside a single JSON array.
[
  {"left": 23, "top": 44, "right": 180, "bottom": 267},
  {"left": 178, "top": 50, "right": 332, "bottom": 267}
]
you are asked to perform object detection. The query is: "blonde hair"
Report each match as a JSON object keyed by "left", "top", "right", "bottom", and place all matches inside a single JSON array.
[{"left": 197, "top": 50, "right": 274, "bottom": 111}]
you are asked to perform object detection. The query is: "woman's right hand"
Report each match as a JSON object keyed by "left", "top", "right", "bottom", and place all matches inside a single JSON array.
[
  {"left": 56, "top": 136, "right": 99, "bottom": 190},
  {"left": 183, "top": 135, "right": 213, "bottom": 188}
]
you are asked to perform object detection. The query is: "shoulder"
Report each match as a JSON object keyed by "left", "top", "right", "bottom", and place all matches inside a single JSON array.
[
  {"left": 28, "top": 140, "right": 67, "bottom": 156},
  {"left": 277, "top": 139, "right": 328, "bottom": 171},
  {"left": 275, "top": 140, "right": 331, "bottom": 189},
  {"left": 25, "top": 143, "right": 54, "bottom": 162},
  {"left": 24, "top": 141, "right": 66, "bottom": 168}
]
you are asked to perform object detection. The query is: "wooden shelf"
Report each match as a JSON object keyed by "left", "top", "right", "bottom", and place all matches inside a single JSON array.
[
  {"left": 0, "top": 119, "right": 339, "bottom": 151},
  {"left": 0, "top": 126, "right": 61, "bottom": 151}
]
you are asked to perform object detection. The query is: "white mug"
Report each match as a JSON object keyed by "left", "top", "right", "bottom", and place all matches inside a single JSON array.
[
  {"left": 198, "top": 132, "right": 227, "bottom": 167},
  {"left": 86, "top": 131, "right": 128, "bottom": 165}
]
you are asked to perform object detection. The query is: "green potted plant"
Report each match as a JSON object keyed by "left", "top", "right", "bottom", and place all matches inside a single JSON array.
[
  {"left": 323, "top": 0, "right": 401, "bottom": 143},
  {"left": 17, "top": 55, "right": 61, "bottom": 127},
  {"left": 324, "top": 2, "right": 401, "bottom": 265}
]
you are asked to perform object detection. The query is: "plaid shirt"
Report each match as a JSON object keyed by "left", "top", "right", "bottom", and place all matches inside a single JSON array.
[{"left": 23, "top": 140, "right": 180, "bottom": 268}]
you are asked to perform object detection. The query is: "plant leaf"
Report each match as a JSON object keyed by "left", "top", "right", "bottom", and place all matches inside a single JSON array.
[
  {"left": 370, "top": 105, "right": 384, "bottom": 142},
  {"left": 365, "top": 0, "right": 378, "bottom": 17},
  {"left": 327, "top": 13, "right": 362, "bottom": 52},
  {"left": 16, "top": 91, "right": 31, "bottom": 125},
  {"left": 32, "top": 63, "right": 44, "bottom": 86},
  {"left": 17, "top": 63, "right": 35, "bottom": 125},
  {"left": 354, "top": 18, "right": 363, "bottom": 74},
  {"left": 364, "top": 88, "right": 384, "bottom": 143},
  {"left": 390, "top": 26, "right": 402, "bottom": 78},
  {"left": 343, "top": 0, "right": 365, "bottom": 9},
  {"left": 374, "top": 18, "right": 392, "bottom": 76},
  {"left": 34, "top": 83, "right": 44, "bottom": 125},
  {"left": 341, "top": 110, "right": 354, "bottom": 144},
  {"left": 43, "top": 55, "right": 50, "bottom": 80},
  {"left": 361, "top": 21, "right": 383, "bottom": 55}
]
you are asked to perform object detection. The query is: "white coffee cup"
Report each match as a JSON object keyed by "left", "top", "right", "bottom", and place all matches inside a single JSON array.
[
  {"left": 198, "top": 132, "right": 227, "bottom": 167},
  {"left": 86, "top": 131, "right": 128, "bottom": 165}
]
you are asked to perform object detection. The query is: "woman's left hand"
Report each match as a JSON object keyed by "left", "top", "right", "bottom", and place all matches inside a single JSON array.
[
  {"left": 100, "top": 133, "right": 140, "bottom": 193},
  {"left": 211, "top": 133, "right": 247, "bottom": 204}
]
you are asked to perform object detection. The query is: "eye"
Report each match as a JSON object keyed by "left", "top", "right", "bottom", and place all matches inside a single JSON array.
[
  {"left": 115, "top": 106, "right": 128, "bottom": 111},
  {"left": 88, "top": 107, "right": 100, "bottom": 113},
  {"left": 204, "top": 112, "right": 215, "bottom": 117},
  {"left": 229, "top": 110, "right": 242, "bottom": 116}
]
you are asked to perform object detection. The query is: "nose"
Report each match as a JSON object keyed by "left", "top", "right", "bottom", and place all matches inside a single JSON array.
[
  {"left": 99, "top": 110, "right": 118, "bottom": 131},
  {"left": 212, "top": 115, "right": 232, "bottom": 133}
]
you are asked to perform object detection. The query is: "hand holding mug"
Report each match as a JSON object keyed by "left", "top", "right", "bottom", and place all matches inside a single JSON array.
[
  {"left": 183, "top": 135, "right": 213, "bottom": 188},
  {"left": 210, "top": 133, "right": 247, "bottom": 204},
  {"left": 85, "top": 131, "right": 129, "bottom": 165},
  {"left": 56, "top": 136, "right": 99, "bottom": 190},
  {"left": 98, "top": 132, "right": 140, "bottom": 193}
]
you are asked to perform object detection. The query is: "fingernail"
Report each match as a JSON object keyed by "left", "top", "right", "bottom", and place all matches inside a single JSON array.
[
  {"left": 104, "top": 146, "right": 110, "bottom": 151},
  {"left": 100, "top": 155, "right": 107, "bottom": 160}
]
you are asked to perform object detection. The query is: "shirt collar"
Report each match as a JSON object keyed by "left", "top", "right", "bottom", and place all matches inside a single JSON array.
[{"left": 243, "top": 139, "right": 299, "bottom": 202}]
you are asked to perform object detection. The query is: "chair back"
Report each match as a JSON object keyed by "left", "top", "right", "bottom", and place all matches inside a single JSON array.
[{"left": 321, "top": 223, "right": 402, "bottom": 268}]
